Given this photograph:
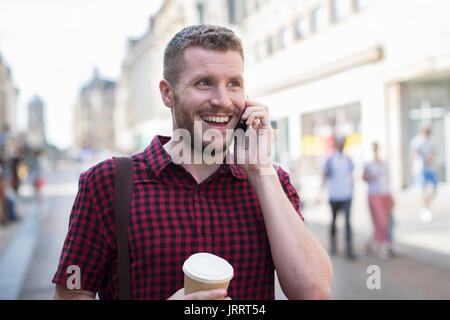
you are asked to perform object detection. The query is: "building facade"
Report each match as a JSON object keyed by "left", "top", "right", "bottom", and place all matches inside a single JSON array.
[
  {"left": 0, "top": 54, "right": 18, "bottom": 158},
  {"left": 237, "top": 0, "right": 450, "bottom": 190},
  {"left": 26, "top": 95, "right": 47, "bottom": 149},
  {"left": 74, "top": 69, "right": 116, "bottom": 151}
]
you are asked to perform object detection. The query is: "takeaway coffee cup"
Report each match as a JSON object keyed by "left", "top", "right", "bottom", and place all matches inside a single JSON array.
[{"left": 182, "top": 252, "right": 234, "bottom": 296}]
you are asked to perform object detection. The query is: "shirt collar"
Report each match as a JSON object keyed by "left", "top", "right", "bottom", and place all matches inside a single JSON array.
[
  {"left": 143, "top": 135, "right": 173, "bottom": 177},
  {"left": 144, "top": 135, "right": 247, "bottom": 180},
  {"left": 226, "top": 163, "right": 247, "bottom": 180}
]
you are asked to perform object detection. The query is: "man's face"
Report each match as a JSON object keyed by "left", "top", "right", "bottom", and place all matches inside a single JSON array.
[{"left": 170, "top": 47, "right": 245, "bottom": 153}]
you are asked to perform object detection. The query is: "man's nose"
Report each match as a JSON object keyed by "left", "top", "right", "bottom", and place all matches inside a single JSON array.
[{"left": 210, "top": 85, "right": 231, "bottom": 107}]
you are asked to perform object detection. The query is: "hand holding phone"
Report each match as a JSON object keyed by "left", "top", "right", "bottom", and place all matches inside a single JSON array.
[{"left": 235, "top": 107, "right": 248, "bottom": 131}]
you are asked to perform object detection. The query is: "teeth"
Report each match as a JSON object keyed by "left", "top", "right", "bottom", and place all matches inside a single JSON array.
[{"left": 202, "top": 116, "right": 230, "bottom": 123}]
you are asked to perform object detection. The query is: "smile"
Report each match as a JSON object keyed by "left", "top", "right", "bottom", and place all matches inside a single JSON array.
[{"left": 201, "top": 115, "right": 231, "bottom": 124}]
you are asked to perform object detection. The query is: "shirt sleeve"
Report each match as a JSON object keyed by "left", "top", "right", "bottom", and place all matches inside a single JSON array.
[
  {"left": 349, "top": 157, "right": 354, "bottom": 172},
  {"left": 276, "top": 166, "right": 303, "bottom": 221},
  {"left": 323, "top": 157, "right": 331, "bottom": 176},
  {"left": 52, "top": 169, "right": 112, "bottom": 293},
  {"left": 364, "top": 162, "right": 372, "bottom": 176}
]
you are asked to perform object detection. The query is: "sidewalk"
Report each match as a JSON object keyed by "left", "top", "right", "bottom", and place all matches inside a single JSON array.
[
  {"left": 300, "top": 180, "right": 450, "bottom": 269},
  {"left": 0, "top": 190, "right": 39, "bottom": 299},
  {"left": 0, "top": 194, "right": 34, "bottom": 258}
]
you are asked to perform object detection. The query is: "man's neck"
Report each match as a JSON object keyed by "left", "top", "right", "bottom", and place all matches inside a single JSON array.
[{"left": 163, "top": 138, "right": 224, "bottom": 184}]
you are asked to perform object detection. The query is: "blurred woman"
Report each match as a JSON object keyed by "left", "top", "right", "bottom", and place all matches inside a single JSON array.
[{"left": 363, "top": 142, "right": 394, "bottom": 260}]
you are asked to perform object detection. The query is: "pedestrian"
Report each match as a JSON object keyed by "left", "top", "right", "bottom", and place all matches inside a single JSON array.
[
  {"left": 321, "top": 136, "right": 356, "bottom": 260},
  {"left": 363, "top": 142, "right": 394, "bottom": 260},
  {"left": 28, "top": 149, "right": 44, "bottom": 204},
  {"left": 52, "top": 25, "right": 332, "bottom": 300},
  {"left": 409, "top": 125, "right": 438, "bottom": 222},
  {"left": 0, "top": 163, "right": 8, "bottom": 225},
  {"left": 9, "top": 146, "right": 25, "bottom": 194}
]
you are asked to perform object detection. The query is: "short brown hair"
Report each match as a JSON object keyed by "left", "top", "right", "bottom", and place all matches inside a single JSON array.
[{"left": 163, "top": 24, "right": 244, "bottom": 87}]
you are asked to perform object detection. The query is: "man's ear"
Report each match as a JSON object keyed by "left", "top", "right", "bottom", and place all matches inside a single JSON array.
[{"left": 160, "top": 79, "right": 175, "bottom": 108}]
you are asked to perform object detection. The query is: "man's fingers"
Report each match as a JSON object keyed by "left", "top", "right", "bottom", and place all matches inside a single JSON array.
[
  {"left": 246, "top": 111, "right": 267, "bottom": 126},
  {"left": 185, "top": 289, "right": 227, "bottom": 300},
  {"left": 242, "top": 104, "right": 270, "bottom": 127},
  {"left": 242, "top": 106, "right": 266, "bottom": 119}
]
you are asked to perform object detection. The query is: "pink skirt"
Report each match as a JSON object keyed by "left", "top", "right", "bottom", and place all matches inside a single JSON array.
[{"left": 368, "top": 194, "right": 394, "bottom": 243}]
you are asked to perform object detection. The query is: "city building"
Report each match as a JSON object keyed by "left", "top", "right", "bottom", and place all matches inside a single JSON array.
[
  {"left": 237, "top": 0, "right": 450, "bottom": 191},
  {"left": 0, "top": 53, "right": 19, "bottom": 158},
  {"left": 26, "top": 95, "right": 47, "bottom": 149},
  {"left": 74, "top": 68, "right": 116, "bottom": 151}
]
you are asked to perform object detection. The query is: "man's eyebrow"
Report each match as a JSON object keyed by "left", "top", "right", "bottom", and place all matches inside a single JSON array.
[
  {"left": 190, "top": 73, "right": 212, "bottom": 82},
  {"left": 190, "top": 73, "right": 243, "bottom": 82},
  {"left": 229, "top": 75, "right": 244, "bottom": 80}
]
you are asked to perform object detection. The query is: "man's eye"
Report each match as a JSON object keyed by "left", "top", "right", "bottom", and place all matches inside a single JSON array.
[
  {"left": 198, "top": 80, "right": 211, "bottom": 86},
  {"left": 228, "top": 81, "right": 241, "bottom": 88}
]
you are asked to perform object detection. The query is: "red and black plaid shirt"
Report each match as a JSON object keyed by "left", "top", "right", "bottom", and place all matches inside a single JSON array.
[{"left": 53, "top": 135, "right": 302, "bottom": 299}]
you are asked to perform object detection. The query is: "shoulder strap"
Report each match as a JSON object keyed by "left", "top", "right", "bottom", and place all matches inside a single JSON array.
[{"left": 114, "top": 157, "right": 133, "bottom": 300}]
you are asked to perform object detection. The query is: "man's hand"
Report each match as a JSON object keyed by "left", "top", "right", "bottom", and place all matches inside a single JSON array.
[
  {"left": 234, "top": 98, "right": 274, "bottom": 176},
  {"left": 167, "top": 288, "right": 231, "bottom": 300},
  {"left": 53, "top": 283, "right": 96, "bottom": 300}
]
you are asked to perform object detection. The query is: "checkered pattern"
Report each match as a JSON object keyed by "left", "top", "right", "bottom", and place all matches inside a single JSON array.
[{"left": 53, "top": 136, "right": 302, "bottom": 300}]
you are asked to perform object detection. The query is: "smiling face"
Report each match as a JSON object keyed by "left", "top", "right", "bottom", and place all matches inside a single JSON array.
[{"left": 163, "top": 47, "right": 245, "bottom": 153}]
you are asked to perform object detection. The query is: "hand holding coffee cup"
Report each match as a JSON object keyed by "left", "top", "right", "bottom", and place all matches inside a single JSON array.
[{"left": 182, "top": 252, "right": 234, "bottom": 299}]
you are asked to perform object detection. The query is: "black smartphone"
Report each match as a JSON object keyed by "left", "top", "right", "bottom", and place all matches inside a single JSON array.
[{"left": 235, "top": 107, "right": 248, "bottom": 131}]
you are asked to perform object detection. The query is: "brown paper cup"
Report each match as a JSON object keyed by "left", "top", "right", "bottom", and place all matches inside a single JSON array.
[
  {"left": 183, "top": 275, "right": 230, "bottom": 295},
  {"left": 183, "top": 252, "right": 234, "bottom": 299}
]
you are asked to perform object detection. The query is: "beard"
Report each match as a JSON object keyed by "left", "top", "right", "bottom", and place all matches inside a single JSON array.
[{"left": 171, "top": 97, "right": 239, "bottom": 156}]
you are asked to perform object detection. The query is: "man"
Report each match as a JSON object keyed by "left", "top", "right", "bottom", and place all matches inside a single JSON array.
[
  {"left": 410, "top": 125, "right": 438, "bottom": 222},
  {"left": 321, "top": 136, "right": 355, "bottom": 260},
  {"left": 53, "top": 25, "right": 332, "bottom": 300}
]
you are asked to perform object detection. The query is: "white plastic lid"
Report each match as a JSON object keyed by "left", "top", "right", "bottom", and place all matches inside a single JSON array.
[{"left": 182, "top": 252, "right": 234, "bottom": 284}]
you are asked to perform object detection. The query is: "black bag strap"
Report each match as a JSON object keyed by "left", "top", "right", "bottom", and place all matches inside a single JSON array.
[{"left": 113, "top": 157, "right": 133, "bottom": 300}]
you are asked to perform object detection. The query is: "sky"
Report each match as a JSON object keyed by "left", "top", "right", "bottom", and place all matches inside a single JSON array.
[{"left": 0, "top": 0, "right": 164, "bottom": 149}]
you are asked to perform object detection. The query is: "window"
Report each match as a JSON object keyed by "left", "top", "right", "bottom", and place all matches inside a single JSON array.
[
  {"left": 355, "top": 0, "right": 371, "bottom": 11},
  {"left": 228, "top": 0, "right": 237, "bottom": 24},
  {"left": 332, "top": 0, "right": 352, "bottom": 22},
  {"left": 197, "top": 2, "right": 205, "bottom": 24},
  {"left": 272, "top": 118, "right": 290, "bottom": 164},
  {"left": 255, "top": 42, "right": 266, "bottom": 61},
  {"left": 311, "top": 6, "right": 328, "bottom": 33},
  {"left": 227, "top": 0, "right": 248, "bottom": 24},
  {"left": 295, "top": 16, "right": 309, "bottom": 39},
  {"left": 279, "top": 27, "right": 293, "bottom": 49},
  {"left": 267, "top": 36, "right": 275, "bottom": 55}
]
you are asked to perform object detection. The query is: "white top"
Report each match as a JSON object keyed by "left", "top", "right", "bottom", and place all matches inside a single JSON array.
[
  {"left": 364, "top": 160, "right": 390, "bottom": 195},
  {"left": 182, "top": 252, "right": 234, "bottom": 284},
  {"left": 323, "top": 151, "right": 354, "bottom": 201}
]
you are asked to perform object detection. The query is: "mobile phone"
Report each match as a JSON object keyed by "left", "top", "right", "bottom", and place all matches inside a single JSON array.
[{"left": 235, "top": 107, "right": 248, "bottom": 131}]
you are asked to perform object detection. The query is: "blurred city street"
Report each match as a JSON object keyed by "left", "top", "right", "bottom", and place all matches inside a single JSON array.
[{"left": 0, "top": 160, "right": 449, "bottom": 299}]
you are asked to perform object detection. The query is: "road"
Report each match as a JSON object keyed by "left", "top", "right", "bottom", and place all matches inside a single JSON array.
[{"left": 0, "top": 162, "right": 449, "bottom": 299}]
